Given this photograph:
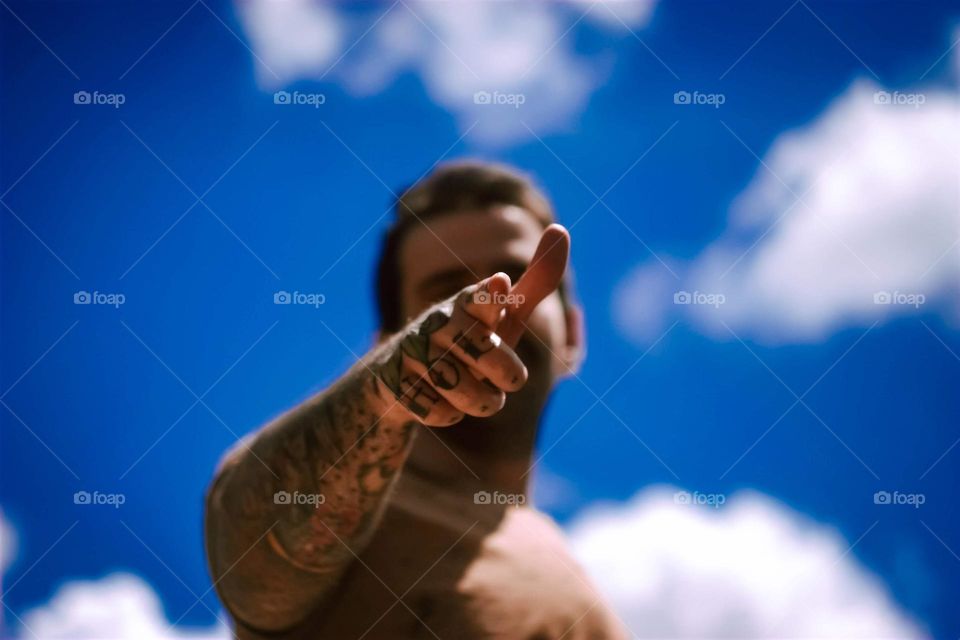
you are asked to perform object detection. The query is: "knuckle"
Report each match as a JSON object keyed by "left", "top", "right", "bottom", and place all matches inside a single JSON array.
[
  {"left": 417, "top": 309, "right": 452, "bottom": 337},
  {"left": 455, "top": 285, "right": 477, "bottom": 307},
  {"left": 395, "top": 375, "right": 444, "bottom": 421},
  {"left": 449, "top": 325, "right": 497, "bottom": 363}
]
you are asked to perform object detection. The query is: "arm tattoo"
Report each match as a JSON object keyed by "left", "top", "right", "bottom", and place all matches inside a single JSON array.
[
  {"left": 205, "top": 306, "right": 506, "bottom": 628},
  {"left": 217, "top": 367, "right": 418, "bottom": 573}
]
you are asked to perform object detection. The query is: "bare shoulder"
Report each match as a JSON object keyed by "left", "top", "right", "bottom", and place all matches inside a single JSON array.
[{"left": 458, "top": 506, "right": 630, "bottom": 639}]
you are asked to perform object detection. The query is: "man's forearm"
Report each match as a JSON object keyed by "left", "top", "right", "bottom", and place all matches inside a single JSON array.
[
  {"left": 205, "top": 361, "right": 417, "bottom": 630},
  {"left": 205, "top": 270, "right": 538, "bottom": 631}
]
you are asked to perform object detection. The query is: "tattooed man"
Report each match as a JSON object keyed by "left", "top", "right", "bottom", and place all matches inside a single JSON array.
[{"left": 205, "top": 162, "right": 628, "bottom": 639}]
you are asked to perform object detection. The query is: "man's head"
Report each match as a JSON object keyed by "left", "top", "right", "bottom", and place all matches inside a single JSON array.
[{"left": 375, "top": 161, "right": 583, "bottom": 436}]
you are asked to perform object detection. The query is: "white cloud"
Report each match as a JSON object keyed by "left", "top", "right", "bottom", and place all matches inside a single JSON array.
[
  {"left": 0, "top": 508, "right": 16, "bottom": 577},
  {"left": 615, "top": 80, "right": 960, "bottom": 344},
  {"left": 19, "top": 573, "right": 229, "bottom": 640},
  {"left": 1, "top": 491, "right": 924, "bottom": 640},
  {"left": 235, "top": 0, "right": 344, "bottom": 88},
  {"left": 532, "top": 464, "right": 583, "bottom": 511},
  {"left": 569, "top": 0, "right": 658, "bottom": 30},
  {"left": 613, "top": 257, "right": 683, "bottom": 345},
  {"left": 567, "top": 486, "right": 926, "bottom": 638},
  {"left": 235, "top": 0, "right": 658, "bottom": 144},
  {"left": 0, "top": 510, "right": 226, "bottom": 640}
]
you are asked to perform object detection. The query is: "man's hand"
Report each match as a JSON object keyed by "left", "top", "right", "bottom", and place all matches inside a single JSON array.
[{"left": 372, "top": 224, "right": 570, "bottom": 427}]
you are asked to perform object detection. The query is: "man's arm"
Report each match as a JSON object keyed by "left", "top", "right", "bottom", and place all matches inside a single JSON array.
[
  {"left": 204, "top": 276, "right": 527, "bottom": 632},
  {"left": 204, "top": 360, "right": 420, "bottom": 632}
]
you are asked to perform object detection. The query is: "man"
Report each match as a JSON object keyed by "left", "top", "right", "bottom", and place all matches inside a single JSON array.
[{"left": 205, "top": 162, "right": 628, "bottom": 639}]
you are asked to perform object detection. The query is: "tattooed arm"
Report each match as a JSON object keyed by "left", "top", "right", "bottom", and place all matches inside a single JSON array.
[{"left": 204, "top": 273, "right": 530, "bottom": 633}]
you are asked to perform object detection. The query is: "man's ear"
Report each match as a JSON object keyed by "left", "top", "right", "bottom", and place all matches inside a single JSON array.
[{"left": 559, "top": 302, "right": 585, "bottom": 377}]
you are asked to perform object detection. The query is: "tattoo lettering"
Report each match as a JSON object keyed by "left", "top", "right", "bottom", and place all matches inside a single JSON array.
[
  {"left": 452, "top": 329, "right": 495, "bottom": 361},
  {"left": 398, "top": 375, "right": 442, "bottom": 418},
  {"left": 427, "top": 356, "right": 459, "bottom": 390},
  {"left": 373, "top": 308, "right": 460, "bottom": 414}
]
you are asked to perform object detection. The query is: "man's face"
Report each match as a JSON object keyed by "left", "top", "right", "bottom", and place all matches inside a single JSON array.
[{"left": 397, "top": 206, "right": 576, "bottom": 405}]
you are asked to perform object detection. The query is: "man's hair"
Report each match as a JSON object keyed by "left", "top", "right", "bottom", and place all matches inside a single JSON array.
[{"left": 376, "top": 160, "right": 556, "bottom": 332}]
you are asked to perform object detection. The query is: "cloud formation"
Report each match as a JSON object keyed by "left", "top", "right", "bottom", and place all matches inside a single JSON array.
[
  {"left": 615, "top": 80, "right": 960, "bottom": 344},
  {"left": 568, "top": 486, "right": 926, "bottom": 638},
  {"left": 0, "top": 511, "right": 225, "bottom": 640},
  {"left": 19, "top": 573, "right": 228, "bottom": 640},
  {"left": 236, "top": 0, "right": 343, "bottom": 88},
  {"left": 3, "top": 492, "right": 922, "bottom": 639},
  {"left": 235, "top": 0, "right": 658, "bottom": 144}
]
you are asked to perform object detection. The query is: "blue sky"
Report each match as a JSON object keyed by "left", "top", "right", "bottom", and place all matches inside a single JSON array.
[{"left": 2, "top": 1, "right": 959, "bottom": 637}]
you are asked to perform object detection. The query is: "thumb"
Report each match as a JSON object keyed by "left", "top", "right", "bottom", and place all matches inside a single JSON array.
[{"left": 498, "top": 224, "right": 570, "bottom": 347}]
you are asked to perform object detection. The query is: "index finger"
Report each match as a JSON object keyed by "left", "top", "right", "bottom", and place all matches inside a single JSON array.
[{"left": 498, "top": 224, "right": 570, "bottom": 347}]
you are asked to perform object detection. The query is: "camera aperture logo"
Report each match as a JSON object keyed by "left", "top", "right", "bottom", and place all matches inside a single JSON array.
[
  {"left": 274, "top": 490, "right": 326, "bottom": 506},
  {"left": 873, "top": 290, "right": 925, "bottom": 308},
  {"left": 472, "top": 290, "right": 525, "bottom": 308},
  {"left": 873, "top": 91, "right": 925, "bottom": 108},
  {"left": 673, "top": 90, "right": 725, "bottom": 108},
  {"left": 274, "top": 290, "right": 326, "bottom": 308},
  {"left": 74, "top": 490, "right": 125, "bottom": 508},
  {"left": 273, "top": 91, "right": 326, "bottom": 108},
  {"left": 74, "top": 290, "right": 126, "bottom": 308},
  {"left": 674, "top": 490, "right": 726, "bottom": 508},
  {"left": 473, "top": 490, "right": 526, "bottom": 506},
  {"left": 873, "top": 490, "right": 924, "bottom": 508},
  {"left": 473, "top": 90, "right": 526, "bottom": 109},
  {"left": 74, "top": 90, "right": 126, "bottom": 108},
  {"left": 674, "top": 290, "right": 725, "bottom": 308}
]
